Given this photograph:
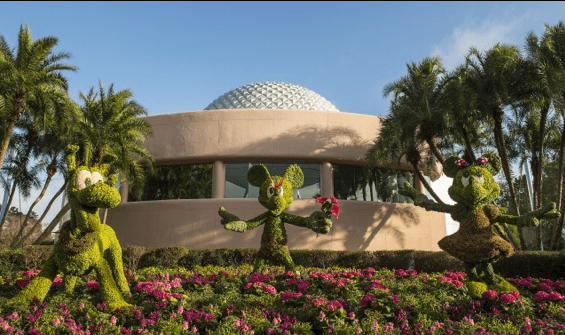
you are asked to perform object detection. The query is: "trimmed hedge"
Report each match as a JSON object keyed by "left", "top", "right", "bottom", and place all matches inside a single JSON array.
[{"left": 2, "top": 246, "right": 563, "bottom": 280}]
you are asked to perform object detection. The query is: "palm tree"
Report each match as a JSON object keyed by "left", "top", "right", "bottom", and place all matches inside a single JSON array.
[
  {"left": 532, "top": 21, "right": 565, "bottom": 250},
  {"left": 0, "top": 24, "right": 77, "bottom": 170},
  {"left": 31, "top": 82, "right": 153, "bottom": 245},
  {"left": 367, "top": 112, "right": 444, "bottom": 204},
  {"left": 0, "top": 114, "right": 42, "bottom": 240},
  {"left": 382, "top": 56, "right": 447, "bottom": 165},
  {"left": 464, "top": 44, "right": 525, "bottom": 217},
  {"left": 441, "top": 66, "right": 488, "bottom": 161},
  {"left": 10, "top": 93, "right": 80, "bottom": 248}
]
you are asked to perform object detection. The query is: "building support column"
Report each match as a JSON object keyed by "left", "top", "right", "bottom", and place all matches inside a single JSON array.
[
  {"left": 413, "top": 172, "right": 426, "bottom": 194},
  {"left": 119, "top": 181, "right": 129, "bottom": 203},
  {"left": 321, "top": 161, "right": 333, "bottom": 198},
  {"left": 212, "top": 160, "right": 226, "bottom": 198}
]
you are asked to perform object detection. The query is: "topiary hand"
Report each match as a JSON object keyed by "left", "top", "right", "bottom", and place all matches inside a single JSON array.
[
  {"left": 308, "top": 211, "right": 332, "bottom": 234},
  {"left": 218, "top": 207, "right": 248, "bottom": 232},
  {"left": 538, "top": 202, "right": 560, "bottom": 220},
  {"left": 399, "top": 181, "right": 428, "bottom": 206},
  {"left": 218, "top": 207, "right": 239, "bottom": 225}
]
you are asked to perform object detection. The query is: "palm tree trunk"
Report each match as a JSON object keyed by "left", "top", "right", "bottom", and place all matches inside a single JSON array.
[
  {"left": 425, "top": 138, "right": 445, "bottom": 164},
  {"left": 13, "top": 180, "right": 67, "bottom": 248},
  {"left": 551, "top": 119, "right": 565, "bottom": 250},
  {"left": 410, "top": 161, "right": 444, "bottom": 204},
  {"left": 0, "top": 157, "right": 27, "bottom": 239},
  {"left": 493, "top": 116, "right": 520, "bottom": 216},
  {"left": 460, "top": 125, "right": 477, "bottom": 161},
  {"left": 10, "top": 162, "right": 57, "bottom": 248},
  {"left": 32, "top": 202, "right": 71, "bottom": 245},
  {"left": 535, "top": 103, "right": 550, "bottom": 209},
  {"left": 0, "top": 91, "right": 25, "bottom": 173}
]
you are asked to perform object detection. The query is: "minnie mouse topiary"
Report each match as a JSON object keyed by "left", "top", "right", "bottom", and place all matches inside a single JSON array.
[{"left": 401, "top": 151, "right": 559, "bottom": 296}]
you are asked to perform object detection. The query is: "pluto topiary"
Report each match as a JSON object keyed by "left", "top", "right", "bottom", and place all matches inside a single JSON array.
[
  {"left": 401, "top": 151, "right": 560, "bottom": 296},
  {"left": 9, "top": 145, "right": 131, "bottom": 310},
  {"left": 218, "top": 164, "right": 337, "bottom": 273}
]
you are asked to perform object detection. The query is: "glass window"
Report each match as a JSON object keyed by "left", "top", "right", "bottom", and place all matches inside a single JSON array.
[
  {"left": 129, "top": 163, "right": 213, "bottom": 201},
  {"left": 332, "top": 164, "right": 414, "bottom": 203},
  {"left": 225, "top": 163, "right": 321, "bottom": 199}
]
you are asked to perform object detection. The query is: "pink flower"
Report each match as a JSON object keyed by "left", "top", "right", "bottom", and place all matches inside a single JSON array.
[
  {"left": 85, "top": 280, "right": 100, "bottom": 289},
  {"left": 330, "top": 203, "right": 340, "bottom": 218},
  {"left": 360, "top": 294, "right": 375, "bottom": 308},
  {"left": 110, "top": 316, "right": 117, "bottom": 325},
  {"left": 182, "top": 321, "right": 189, "bottom": 330},
  {"left": 534, "top": 291, "right": 550, "bottom": 302},
  {"left": 6, "top": 312, "right": 19, "bottom": 320},
  {"left": 280, "top": 291, "right": 302, "bottom": 301},
  {"left": 482, "top": 290, "right": 498, "bottom": 299},
  {"left": 51, "top": 277, "right": 63, "bottom": 287},
  {"left": 16, "top": 279, "right": 29, "bottom": 288},
  {"left": 297, "top": 280, "right": 311, "bottom": 293},
  {"left": 330, "top": 194, "right": 339, "bottom": 205},
  {"left": 315, "top": 197, "right": 328, "bottom": 204},
  {"left": 539, "top": 283, "right": 552, "bottom": 291},
  {"left": 455, "top": 158, "right": 467, "bottom": 167},
  {"left": 263, "top": 285, "right": 277, "bottom": 295},
  {"left": 500, "top": 293, "right": 517, "bottom": 304}
]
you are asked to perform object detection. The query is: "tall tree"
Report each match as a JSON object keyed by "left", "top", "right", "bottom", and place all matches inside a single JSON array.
[
  {"left": 533, "top": 21, "right": 565, "bottom": 250},
  {"left": 0, "top": 24, "right": 77, "bottom": 170},
  {"left": 10, "top": 93, "right": 80, "bottom": 248},
  {"left": 30, "top": 82, "right": 154, "bottom": 242},
  {"left": 382, "top": 56, "right": 447, "bottom": 165},
  {"left": 367, "top": 112, "right": 444, "bottom": 204},
  {"left": 464, "top": 44, "right": 524, "bottom": 217}
]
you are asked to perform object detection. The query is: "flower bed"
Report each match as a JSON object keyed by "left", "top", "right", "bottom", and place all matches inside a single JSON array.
[{"left": 0, "top": 266, "right": 564, "bottom": 334}]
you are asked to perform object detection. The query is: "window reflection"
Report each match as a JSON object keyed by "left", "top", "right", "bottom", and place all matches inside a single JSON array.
[
  {"left": 129, "top": 164, "right": 213, "bottom": 201},
  {"left": 225, "top": 163, "right": 321, "bottom": 199},
  {"left": 333, "top": 164, "right": 413, "bottom": 203}
]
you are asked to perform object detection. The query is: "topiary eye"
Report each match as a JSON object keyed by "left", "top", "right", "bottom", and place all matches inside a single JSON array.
[
  {"left": 76, "top": 170, "right": 92, "bottom": 190},
  {"left": 267, "top": 186, "right": 275, "bottom": 198},
  {"left": 91, "top": 171, "right": 104, "bottom": 184}
]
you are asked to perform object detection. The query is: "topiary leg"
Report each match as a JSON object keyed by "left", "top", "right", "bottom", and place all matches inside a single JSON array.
[
  {"left": 482, "top": 262, "right": 499, "bottom": 285},
  {"left": 107, "top": 242, "right": 130, "bottom": 295},
  {"left": 10, "top": 256, "right": 58, "bottom": 305},
  {"left": 282, "top": 253, "right": 295, "bottom": 272},
  {"left": 254, "top": 258, "right": 268, "bottom": 274},
  {"left": 62, "top": 275, "right": 78, "bottom": 294},
  {"left": 464, "top": 262, "right": 479, "bottom": 281},
  {"left": 95, "top": 260, "right": 131, "bottom": 310}
]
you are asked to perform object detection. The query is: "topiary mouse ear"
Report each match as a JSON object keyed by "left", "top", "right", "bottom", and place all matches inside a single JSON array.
[
  {"left": 283, "top": 164, "right": 304, "bottom": 189},
  {"left": 480, "top": 151, "right": 502, "bottom": 175},
  {"left": 443, "top": 156, "right": 461, "bottom": 178},
  {"left": 100, "top": 152, "right": 117, "bottom": 174},
  {"left": 65, "top": 145, "right": 80, "bottom": 174},
  {"left": 248, "top": 164, "right": 271, "bottom": 187}
]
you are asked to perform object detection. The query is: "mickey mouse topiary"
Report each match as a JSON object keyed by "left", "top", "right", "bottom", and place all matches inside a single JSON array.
[
  {"left": 401, "top": 151, "right": 560, "bottom": 296},
  {"left": 9, "top": 145, "right": 131, "bottom": 310},
  {"left": 218, "top": 164, "right": 336, "bottom": 273}
]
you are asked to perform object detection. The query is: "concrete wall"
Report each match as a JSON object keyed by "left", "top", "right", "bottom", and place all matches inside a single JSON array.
[
  {"left": 141, "top": 109, "right": 413, "bottom": 167},
  {"left": 107, "top": 199, "right": 445, "bottom": 251},
  {"left": 106, "top": 109, "right": 446, "bottom": 251}
]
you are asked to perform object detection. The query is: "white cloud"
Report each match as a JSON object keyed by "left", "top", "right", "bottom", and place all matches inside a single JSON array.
[{"left": 432, "top": 14, "right": 530, "bottom": 71}]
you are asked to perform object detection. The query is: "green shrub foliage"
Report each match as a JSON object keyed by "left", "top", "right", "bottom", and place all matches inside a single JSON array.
[
  {"left": 401, "top": 151, "right": 560, "bottom": 295},
  {"left": 8, "top": 145, "right": 131, "bottom": 310},
  {"left": 218, "top": 164, "right": 333, "bottom": 273}
]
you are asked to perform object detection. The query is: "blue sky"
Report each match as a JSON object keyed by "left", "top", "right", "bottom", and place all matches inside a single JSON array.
[{"left": 1, "top": 1, "right": 564, "bottom": 223}]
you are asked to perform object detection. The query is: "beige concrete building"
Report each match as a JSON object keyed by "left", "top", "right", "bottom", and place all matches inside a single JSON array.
[{"left": 107, "top": 82, "right": 445, "bottom": 251}]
